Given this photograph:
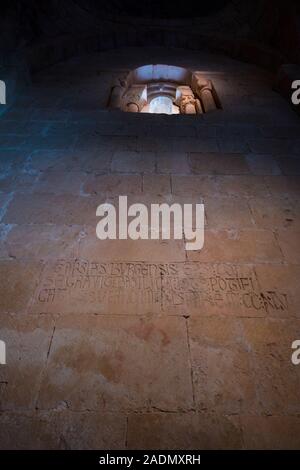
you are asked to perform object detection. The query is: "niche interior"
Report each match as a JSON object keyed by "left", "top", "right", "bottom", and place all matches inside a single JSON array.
[{"left": 108, "top": 64, "right": 221, "bottom": 115}]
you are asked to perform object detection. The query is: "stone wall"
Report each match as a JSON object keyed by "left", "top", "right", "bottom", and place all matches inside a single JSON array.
[{"left": 0, "top": 46, "right": 299, "bottom": 449}]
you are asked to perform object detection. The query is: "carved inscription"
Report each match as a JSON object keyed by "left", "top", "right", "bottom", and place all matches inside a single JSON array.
[{"left": 32, "top": 259, "right": 289, "bottom": 315}]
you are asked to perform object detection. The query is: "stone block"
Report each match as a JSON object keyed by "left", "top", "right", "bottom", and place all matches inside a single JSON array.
[
  {"left": 190, "top": 153, "right": 249, "bottom": 175},
  {"left": 276, "top": 229, "right": 300, "bottom": 264},
  {"left": 205, "top": 197, "right": 254, "bottom": 229},
  {"left": 2, "top": 193, "right": 98, "bottom": 225},
  {"left": 276, "top": 157, "right": 300, "bottom": 176},
  {"left": 264, "top": 176, "right": 300, "bottom": 198},
  {"left": 143, "top": 175, "right": 171, "bottom": 195},
  {"left": 248, "top": 138, "right": 292, "bottom": 154},
  {"left": 189, "top": 317, "right": 257, "bottom": 414},
  {"left": 0, "top": 411, "right": 126, "bottom": 449},
  {"left": 37, "top": 315, "right": 193, "bottom": 412},
  {"left": 111, "top": 151, "right": 155, "bottom": 173},
  {"left": 127, "top": 412, "right": 242, "bottom": 450},
  {"left": 241, "top": 416, "right": 300, "bottom": 449},
  {"left": 0, "top": 260, "right": 43, "bottom": 313},
  {"left": 216, "top": 175, "right": 270, "bottom": 197},
  {"left": 246, "top": 154, "right": 281, "bottom": 175},
  {"left": 83, "top": 174, "right": 142, "bottom": 196},
  {"left": 33, "top": 171, "right": 87, "bottom": 195},
  {"left": 255, "top": 264, "right": 300, "bottom": 317},
  {"left": 187, "top": 229, "right": 282, "bottom": 264},
  {"left": 218, "top": 137, "right": 250, "bottom": 153},
  {"left": 0, "top": 315, "right": 54, "bottom": 410},
  {"left": 240, "top": 318, "right": 300, "bottom": 414},
  {"left": 157, "top": 152, "right": 190, "bottom": 174},
  {"left": 171, "top": 175, "right": 217, "bottom": 196},
  {"left": 0, "top": 224, "right": 82, "bottom": 260},
  {"left": 249, "top": 197, "right": 300, "bottom": 230}
]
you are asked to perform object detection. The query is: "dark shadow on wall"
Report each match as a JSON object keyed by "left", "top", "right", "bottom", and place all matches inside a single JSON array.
[{"left": 0, "top": 0, "right": 299, "bottom": 110}]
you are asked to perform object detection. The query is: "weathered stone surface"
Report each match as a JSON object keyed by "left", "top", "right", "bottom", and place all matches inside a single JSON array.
[
  {"left": 127, "top": 412, "right": 242, "bottom": 449},
  {"left": 246, "top": 154, "right": 281, "bottom": 175},
  {"left": 0, "top": 225, "right": 82, "bottom": 260},
  {"left": 241, "top": 416, "right": 300, "bottom": 449},
  {"left": 143, "top": 175, "right": 171, "bottom": 195},
  {"left": 75, "top": 135, "right": 137, "bottom": 153},
  {"left": 217, "top": 137, "right": 250, "bottom": 153},
  {"left": 264, "top": 176, "right": 300, "bottom": 198},
  {"left": 216, "top": 175, "right": 270, "bottom": 197},
  {"left": 0, "top": 135, "right": 26, "bottom": 149},
  {"left": 187, "top": 229, "right": 282, "bottom": 264},
  {"left": 276, "top": 230, "right": 300, "bottom": 264},
  {"left": 157, "top": 152, "right": 190, "bottom": 174},
  {"left": 83, "top": 174, "right": 142, "bottom": 196},
  {"left": 22, "top": 134, "right": 76, "bottom": 151},
  {"left": 79, "top": 226, "right": 186, "bottom": 263},
  {"left": 0, "top": 172, "right": 37, "bottom": 193},
  {"left": 153, "top": 138, "right": 218, "bottom": 153},
  {"left": 33, "top": 171, "right": 87, "bottom": 195},
  {"left": 0, "top": 411, "right": 126, "bottom": 449},
  {"left": 205, "top": 197, "right": 254, "bottom": 229},
  {"left": 0, "top": 193, "right": 14, "bottom": 222},
  {"left": 189, "top": 153, "right": 249, "bottom": 175},
  {"left": 255, "top": 264, "right": 300, "bottom": 317},
  {"left": 0, "top": 315, "right": 54, "bottom": 410},
  {"left": 0, "top": 150, "right": 29, "bottom": 174},
  {"left": 2, "top": 193, "right": 98, "bottom": 225},
  {"left": 25, "top": 149, "right": 112, "bottom": 172},
  {"left": 249, "top": 197, "right": 300, "bottom": 230},
  {"left": 111, "top": 151, "right": 155, "bottom": 173},
  {"left": 276, "top": 157, "right": 300, "bottom": 176},
  {"left": 37, "top": 315, "right": 193, "bottom": 412},
  {"left": 171, "top": 175, "right": 217, "bottom": 196},
  {"left": 0, "top": 260, "right": 43, "bottom": 313},
  {"left": 216, "top": 124, "right": 261, "bottom": 140},
  {"left": 189, "top": 317, "right": 257, "bottom": 414},
  {"left": 248, "top": 138, "right": 292, "bottom": 155},
  {"left": 240, "top": 318, "right": 300, "bottom": 414}
]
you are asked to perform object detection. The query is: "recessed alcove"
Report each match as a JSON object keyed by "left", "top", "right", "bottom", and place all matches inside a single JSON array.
[{"left": 108, "top": 64, "right": 221, "bottom": 115}]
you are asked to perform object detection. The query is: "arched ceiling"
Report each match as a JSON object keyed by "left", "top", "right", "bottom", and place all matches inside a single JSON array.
[{"left": 0, "top": 0, "right": 299, "bottom": 74}]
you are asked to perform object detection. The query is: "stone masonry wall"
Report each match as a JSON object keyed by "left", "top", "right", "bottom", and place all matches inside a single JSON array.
[{"left": 0, "top": 47, "right": 300, "bottom": 449}]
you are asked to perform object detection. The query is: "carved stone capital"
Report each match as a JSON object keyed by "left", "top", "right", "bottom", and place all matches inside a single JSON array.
[
  {"left": 175, "top": 85, "right": 197, "bottom": 114},
  {"left": 122, "top": 85, "right": 147, "bottom": 112},
  {"left": 180, "top": 95, "right": 197, "bottom": 114}
]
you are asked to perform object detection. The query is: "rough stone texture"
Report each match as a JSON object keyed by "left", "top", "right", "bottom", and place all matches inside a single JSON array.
[
  {"left": 127, "top": 413, "right": 242, "bottom": 450},
  {"left": 240, "top": 416, "right": 300, "bottom": 449},
  {"left": 0, "top": 315, "right": 55, "bottom": 410},
  {"left": 37, "top": 315, "right": 193, "bottom": 412},
  {"left": 190, "top": 153, "right": 250, "bottom": 175},
  {"left": 0, "top": 46, "right": 300, "bottom": 449},
  {"left": 187, "top": 229, "right": 282, "bottom": 263},
  {"left": 0, "top": 260, "right": 43, "bottom": 313},
  {"left": 0, "top": 411, "right": 126, "bottom": 449}
]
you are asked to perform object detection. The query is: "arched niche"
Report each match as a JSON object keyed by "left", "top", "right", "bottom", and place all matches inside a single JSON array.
[{"left": 109, "top": 64, "right": 221, "bottom": 115}]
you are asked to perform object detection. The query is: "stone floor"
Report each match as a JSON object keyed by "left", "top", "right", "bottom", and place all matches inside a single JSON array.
[{"left": 0, "top": 47, "right": 300, "bottom": 449}]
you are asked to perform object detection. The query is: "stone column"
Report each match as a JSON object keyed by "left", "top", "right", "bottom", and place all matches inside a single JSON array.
[
  {"left": 195, "top": 98, "right": 203, "bottom": 114},
  {"left": 199, "top": 83, "right": 216, "bottom": 113},
  {"left": 192, "top": 75, "right": 217, "bottom": 113}
]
